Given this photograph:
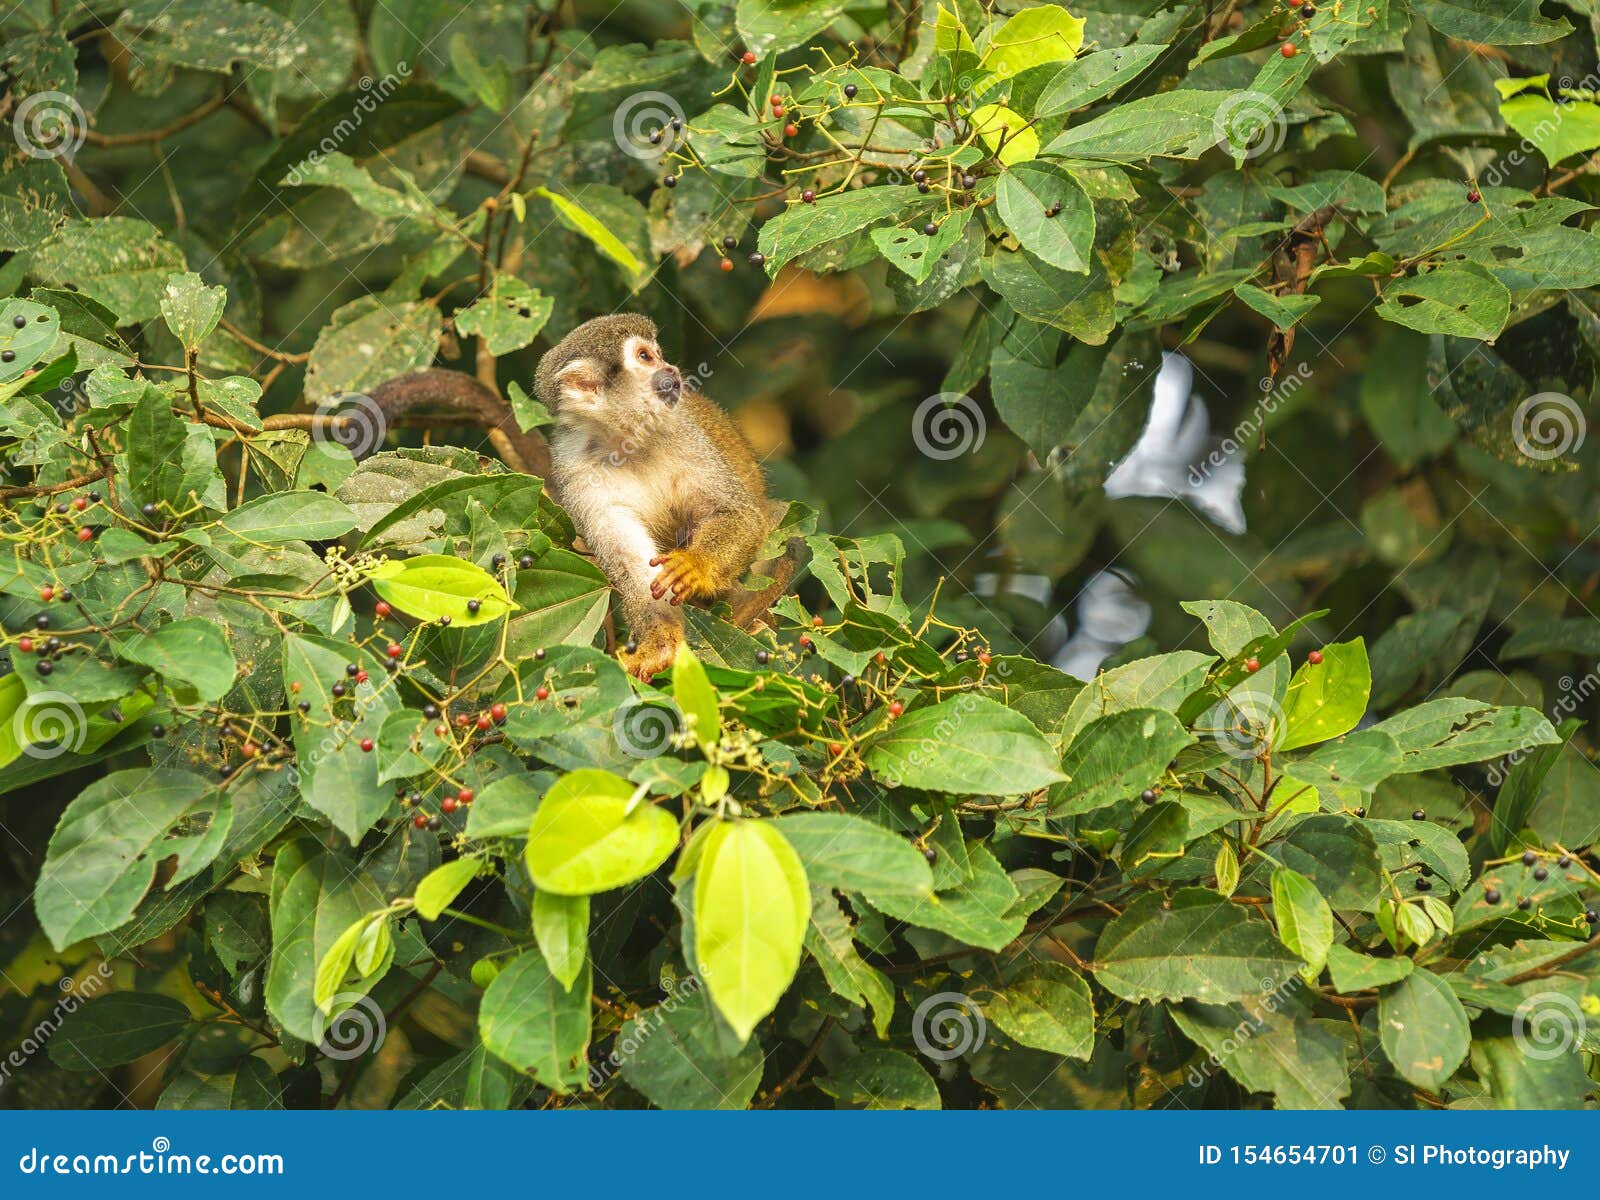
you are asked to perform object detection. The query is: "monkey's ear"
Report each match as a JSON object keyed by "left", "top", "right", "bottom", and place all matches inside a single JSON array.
[{"left": 552, "top": 359, "right": 602, "bottom": 409}]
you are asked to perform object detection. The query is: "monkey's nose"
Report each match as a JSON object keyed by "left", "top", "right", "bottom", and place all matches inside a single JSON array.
[{"left": 651, "top": 368, "right": 681, "bottom": 405}]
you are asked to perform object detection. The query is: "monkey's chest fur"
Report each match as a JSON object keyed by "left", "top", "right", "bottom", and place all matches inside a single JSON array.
[{"left": 550, "top": 423, "right": 736, "bottom": 553}]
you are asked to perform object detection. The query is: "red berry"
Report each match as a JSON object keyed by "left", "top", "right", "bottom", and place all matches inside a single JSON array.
[
  {"left": 456, "top": 713, "right": 470, "bottom": 726},
  {"left": 720, "top": 258, "right": 734, "bottom": 272},
  {"left": 290, "top": 681, "right": 301, "bottom": 693},
  {"left": 801, "top": 188, "right": 816, "bottom": 204},
  {"left": 476, "top": 715, "right": 492, "bottom": 731},
  {"left": 414, "top": 812, "right": 428, "bottom": 829},
  {"left": 1307, "top": 649, "right": 1324, "bottom": 665},
  {"left": 742, "top": 51, "right": 756, "bottom": 64},
  {"left": 457, "top": 788, "right": 475, "bottom": 804},
  {"left": 17, "top": 637, "right": 34, "bottom": 654},
  {"left": 1467, "top": 189, "right": 1482, "bottom": 203},
  {"left": 442, "top": 796, "right": 458, "bottom": 814},
  {"left": 536, "top": 686, "right": 550, "bottom": 701},
  {"left": 241, "top": 742, "right": 259, "bottom": 759},
  {"left": 798, "top": 634, "right": 812, "bottom": 649},
  {"left": 435, "top": 724, "right": 448, "bottom": 737},
  {"left": 386, "top": 643, "right": 402, "bottom": 658},
  {"left": 772, "top": 104, "right": 785, "bottom": 118},
  {"left": 375, "top": 601, "right": 392, "bottom": 618},
  {"left": 769, "top": 94, "right": 782, "bottom": 107},
  {"left": 72, "top": 497, "right": 86, "bottom": 511},
  {"left": 784, "top": 122, "right": 798, "bottom": 138},
  {"left": 1289, "top": 0, "right": 1303, "bottom": 5},
  {"left": 360, "top": 738, "right": 374, "bottom": 752},
  {"left": 829, "top": 743, "right": 843, "bottom": 756},
  {"left": 978, "top": 651, "right": 992, "bottom": 666},
  {"left": 1245, "top": 657, "right": 1261, "bottom": 673},
  {"left": 812, "top": 615, "right": 823, "bottom": 628},
  {"left": 38, "top": 586, "right": 52, "bottom": 602},
  {"left": 1280, "top": 42, "right": 1297, "bottom": 57},
  {"left": 77, "top": 527, "right": 93, "bottom": 542},
  {"left": 489, "top": 703, "right": 507, "bottom": 723},
  {"left": 355, "top": 670, "right": 369, "bottom": 685},
  {"left": 874, "top": 651, "right": 887, "bottom": 666},
  {"left": 888, "top": 700, "right": 904, "bottom": 717}
]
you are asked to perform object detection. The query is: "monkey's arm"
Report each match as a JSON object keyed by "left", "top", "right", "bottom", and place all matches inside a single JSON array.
[
  {"left": 651, "top": 505, "right": 771, "bottom": 605},
  {"left": 575, "top": 504, "right": 684, "bottom": 680}
]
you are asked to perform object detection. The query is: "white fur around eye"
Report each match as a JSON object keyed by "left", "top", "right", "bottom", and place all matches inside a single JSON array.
[{"left": 623, "top": 335, "right": 658, "bottom": 368}]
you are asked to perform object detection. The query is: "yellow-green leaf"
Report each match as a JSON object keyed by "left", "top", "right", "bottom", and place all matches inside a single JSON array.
[
  {"left": 524, "top": 769, "right": 680, "bottom": 895},
  {"left": 370, "top": 554, "right": 514, "bottom": 626}
]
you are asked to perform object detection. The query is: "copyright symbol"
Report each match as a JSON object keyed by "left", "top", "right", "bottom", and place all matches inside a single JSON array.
[{"left": 1368, "top": 1146, "right": 1386, "bottom": 1164}]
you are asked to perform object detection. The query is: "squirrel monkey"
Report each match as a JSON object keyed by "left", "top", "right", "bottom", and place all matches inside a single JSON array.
[{"left": 534, "top": 314, "right": 776, "bottom": 681}]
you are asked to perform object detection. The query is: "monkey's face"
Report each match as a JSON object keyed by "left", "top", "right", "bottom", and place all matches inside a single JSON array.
[{"left": 549, "top": 332, "right": 682, "bottom": 429}]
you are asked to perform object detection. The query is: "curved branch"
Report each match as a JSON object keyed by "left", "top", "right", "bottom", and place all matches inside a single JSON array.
[{"left": 365, "top": 368, "right": 550, "bottom": 476}]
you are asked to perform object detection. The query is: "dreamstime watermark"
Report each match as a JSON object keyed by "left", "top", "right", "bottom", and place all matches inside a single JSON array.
[
  {"left": 1512, "top": 392, "right": 1586, "bottom": 462},
  {"left": 312, "top": 992, "right": 386, "bottom": 1061},
  {"left": 312, "top": 391, "right": 387, "bottom": 459},
  {"left": 16, "top": 1137, "right": 284, "bottom": 1176},
  {"left": 612, "top": 694, "right": 682, "bottom": 757},
  {"left": 1189, "top": 362, "right": 1314, "bottom": 487},
  {"left": 1201, "top": 689, "right": 1286, "bottom": 762},
  {"left": 11, "top": 91, "right": 86, "bottom": 160},
  {"left": 912, "top": 991, "right": 987, "bottom": 1061},
  {"left": 1486, "top": 662, "right": 1600, "bottom": 788},
  {"left": 602, "top": 360, "right": 716, "bottom": 468},
  {"left": 589, "top": 969, "right": 706, "bottom": 1088},
  {"left": 0, "top": 963, "right": 115, "bottom": 1095},
  {"left": 1213, "top": 91, "right": 1288, "bottom": 161},
  {"left": 1512, "top": 991, "right": 1590, "bottom": 1061},
  {"left": 912, "top": 392, "right": 986, "bottom": 460},
  {"left": 612, "top": 91, "right": 686, "bottom": 160},
  {"left": 13, "top": 691, "right": 88, "bottom": 760},
  {"left": 283, "top": 63, "right": 413, "bottom": 187},
  {"left": 1482, "top": 71, "right": 1600, "bottom": 189},
  {"left": 1183, "top": 969, "right": 1306, "bottom": 1090}
]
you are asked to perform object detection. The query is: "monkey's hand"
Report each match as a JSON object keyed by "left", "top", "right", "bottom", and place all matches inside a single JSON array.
[
  {"left": 649, "top": 549, "right": 719, "bottom": 606},
  {"left": 619, "top": 621, "right": 681, "bottom": 683}
]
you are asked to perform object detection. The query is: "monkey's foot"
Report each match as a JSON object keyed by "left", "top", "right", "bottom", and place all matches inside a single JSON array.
[
  {"left": 649, "top": 549, "right": 718, "bottom": 606},
  {"left": 619, "top": 624, "right": 680, "bottom": 683}
]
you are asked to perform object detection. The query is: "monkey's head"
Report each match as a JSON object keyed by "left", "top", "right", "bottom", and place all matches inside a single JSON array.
[{"left": 534, "top": 314, "right": 682, "bottom": 433}]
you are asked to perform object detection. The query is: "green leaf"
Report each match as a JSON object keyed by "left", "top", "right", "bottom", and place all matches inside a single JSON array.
[
  {"left": 864, "top": 843, "right": 1024, "bottom": 951},
  {"left": 49, "top": 993, "right": 192, "bottom": 1070},
  {"left": 533, "top": 187, "right": 646, "bottom": 281},
  {"left": 0, "top": 299, "right": 61, "bottom": 382},
  {"left": 218, "top": 491, "right": 358, "bottom": 543},
  {"left": 981, "top": 5, "right": 1085, "bottom": 81},
  {"left": 805, "top": 887, "right": 894, "bottom": 1038},
  {"left": 694, "top": 820, "right": 811, "bottom": 1042},
  {"left": 1325, "top": 943, "right": 1414, "bottom": 993},
  {"left": 158, "top": 271, "right": 225, "bottom": 347},
  {"left": 865, "top": 695, "right": 1066, "bottom": 795},
  {"left": 818, "top": 1049, "right": 941, "bottom": 1109},
  {"left": 414, "top": 857, "right": 482, "bottom": 921},
  {"left": 29, "top": 218, "right": 186, "bottom": 323},
  {"left": 1376, "top": 264, "right": 1510, "bottom": 340},
  {"left": 1409, "top": 0, "right": 1569, "bottom": 45},
  {"left": 771, "top": 812, "right": 933, "bottom": 897},
  {"left": 1500, "top": 94, "right": 1600, "bottom": 165},
  {"left": 1035, "top": 45, "right": 1167, "bottom": 115},
  {"left": 670, "top": 641, "right": 722, "bottom": 747},
  {"left": 524, "top": 769, "right": 679, "bottom": 895},
  {"left": 1279, "top": 638, "right": 1370, "bottom": 752},
  {"left": 371, "top": 554, "right": 514, "bottom": 626},
  {"left": 996, "top": 163, "right": 1094, "bottom": 273},
  {"left": 117, "top": 617, "right": 237, "bottom": 704},
  {"left": 1043, "top": 90, "right": 1227, "bottom": 161},
  {"left": 1233, "top": 283, "right": 1320, "bottom": 330},
  {"left": 1378, "top": 968, "right": 1470, "bottom": 1091},
  {"left": 617, "top": 984, "right": 762, "bottom": 1109},
  {"left": 35, "top": 768, "right": 220, "bottom": 949},
  {"left": 985, "top": 962, "right": 1094, "bottom": 1060},
  {"left": 1095, "top": 889, "right": 1302, "bottom": 1003},
  {"left": 1170, "top": 998, "right": 1350, "bottom": 1109},
  {"left": 1370, "top": 699, "right": 1558, "bottom": 773},
  {"left": 1270, "top": 867, "right": 1334, "bottom": 975},
  {"left": 479, "top": 946, "right": 591, "bottom": 1091},
  {"left": 756, "top": 186, "right": 923, "bottom": 272},
  {"left": 454, "top": 277, "right": 552, "bottom": 356},
  {"left": 282, "top": 633, "right": 398, "bottom": 842},
  {"left": 532, "top": 891, "right": 589, "bottom": 991},
  {"left": 1050, "top": 708, "right": 1194, "bottom": 816}
]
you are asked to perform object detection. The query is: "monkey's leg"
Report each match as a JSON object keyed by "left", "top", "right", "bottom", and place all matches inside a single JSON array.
[
  {"left": 583, "top": 511, "right": 683, "bottom": 682},
  {"left": 651, "top": 508, "right": 769, "bottom": 606}
]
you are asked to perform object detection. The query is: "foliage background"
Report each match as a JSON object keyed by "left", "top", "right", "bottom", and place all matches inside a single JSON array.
[{"left": 2, "top": 0, "right": 1600, "bottom": 1111}]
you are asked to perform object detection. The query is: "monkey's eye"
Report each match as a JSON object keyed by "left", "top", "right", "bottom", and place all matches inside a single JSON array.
[{"left": 637, "top": 346, "right": 655, "bottom": 365}]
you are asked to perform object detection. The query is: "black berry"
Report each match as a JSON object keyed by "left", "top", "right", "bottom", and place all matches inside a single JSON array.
[
  {"left": 297, "top": 701, "right": 310, "bottom": 713},
  {"left": 1558, "top": 855, "right": 1573, "bottom": 868},
  {"left": 1140, "top": 788, "right": 1157, "bottom": 804},
  {"left": 423, "top": 703, "right": 439, "bottom": 719},
  {"left": 35, "top": 661, "right": 52, "bottom": 676},
  {"left": 922, "top": 846, "right": 937, "bottom": 863},
  {"left": 912, "top": 169, "right": 927, "bottom": 183},
  {"left": 923, "top": 221, "right": 938, "bottom": 235},
  {"left": 1522, "top": 850, "right": 1538, "bottom": 866},
  {"left": 331, "top": 682, "right": 346, "bottom": 698},
  {"left": 518, "top": 554, "right": 535, "bottom": 570},
  {"left": 345, "top": 663, "right": 360, "bottom": 677},
  {"left": 141, "top": 502, "right": 158, "bottom": 519},
  {"left": 12, "top": 314, "right": 25, "bottom": 328},
  {"left": 748, "top": 252, "right": 766, "bottom": 266},
  {"left": 663, "top": 175, "right": 677, "bottom": 188},
  {"left": 722, "top": 236, "right": 737, "bottom": 250},
  {"left": 1484, "top": 888, "right": 1501, "bottom": 904},
  {"left": 1412, "top": 809, "right": 1426, "bottom": 821},
  {"left": 34, "top": 615, "right": 49, "bottom": 630},
  {"left": 843, "top": 84, "right": 858, "bottom": 98},
  {"left": 1533, "top": 866, "right": 1549, "bottom": 881},
  {"left": 467, "top": 599, "right": 481, "bottom": 614},
  {"left": 1518, "top": 897, "right": 1532, "bottom": 910},
  {"left": 755, "top": 649, "right": 770, "bottom": 665}
]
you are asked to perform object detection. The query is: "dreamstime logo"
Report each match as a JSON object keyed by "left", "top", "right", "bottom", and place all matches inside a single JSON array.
[
  {"left": 1214, "top": 91, "right": 1287, "bottom": 161},
  {"left": 912, "top": 393, "right": 986, "bottom": 460},
  {"left": 313, "top": 391, "right": 387, "bottom": 459},
  {"left": 613, "top": 91, "right": 686, "bottom": 160},
  {"left": 1512, "top": 991, "right": 1586, "bottom": 1061},
  {"left": 14, "top": 692, "right": 87, "bottom": 760},
  {"left": 1487, "top": 663, "right": 1600, "bottom": 788},
  {"left": 12, "top": 91, "right": 87, "bottom": 160},
  {"left": 1512, "top": 392, "right": 1586, "bottom": 462},
  {"left": 912, "top": 991, "right": 987, "bottom": 1061},
  {"left": 1184, "top": 970, "right": 1305, "bottom": 1089},
  {"left": 1191, "top": 363, "right": 1314, "bottom": 487},
  {"left": 313, "top": 993, "right": 386, "bottom": 1061},
  {"left": 612, "top": 695, "right": 682, "bottom": 757},
  {"left": 1202, "top": 690, "right": 1284, "bottom": 761},
  {"left": 283, "top": 63, "right": 411, "bottom": 186}
]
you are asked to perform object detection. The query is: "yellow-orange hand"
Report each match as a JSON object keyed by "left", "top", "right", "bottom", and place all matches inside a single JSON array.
[{"left": 649, "top": 549, "right": 717, "bottom": 605}]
